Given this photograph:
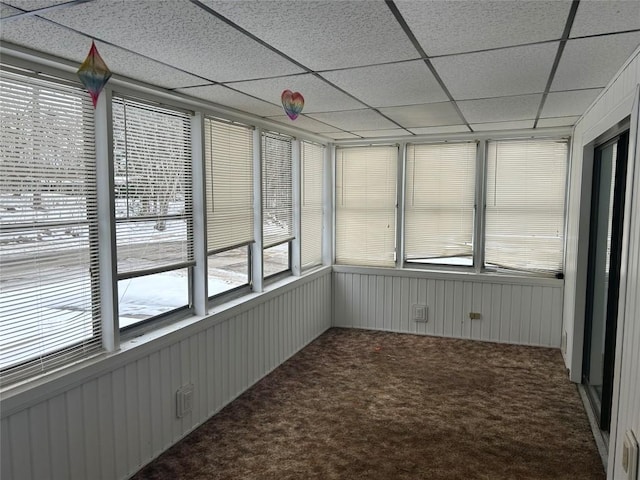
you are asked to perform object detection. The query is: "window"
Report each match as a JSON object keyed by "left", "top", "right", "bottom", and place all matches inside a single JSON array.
[
  {"left": 301, "top": 141, "right": 324, "bottom": 270},
  {"left": 204, "top": 118, "right": 253, "bottom": 295},
  {"left": 405, "top": 142, "right": 476, "bottom": 266},
  {"left": 0, "top": 69, "right": 102, "bottom": 384},
  {"left": 485, "top": 139, "right": 568, "bottom": 275},
  {"left": 335, "top": 145, "right": 397, "bottom": 267},
  {"left": 112, "top": 97, "right": 193, "bottom": 326},
  {"left": 262, "top": 132, "right": 293, "bottom": 277}
]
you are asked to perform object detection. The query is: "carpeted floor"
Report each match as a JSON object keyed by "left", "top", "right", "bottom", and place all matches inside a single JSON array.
[{"left": 132, "top": 328, "right": 605, "bottom": 480}]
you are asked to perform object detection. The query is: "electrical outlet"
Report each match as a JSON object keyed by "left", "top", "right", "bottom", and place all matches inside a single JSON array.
[
  {"left": 176, "top": 384, "right": 194, "bottom": 419},
  {"left": 412, "top": 304, "right": 428, "bottom": 322},
  {"left": 469, "top": 312, "right": 481, "bottom": 320},
  {"left": 622, "top": 430, "right": 638, "bottom": 479}
]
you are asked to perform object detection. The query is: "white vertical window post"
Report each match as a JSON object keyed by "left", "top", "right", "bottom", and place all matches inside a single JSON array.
[
  {"left": 323, "top": 144, "right": 334, "bottom": 266},
  {"left": 474, "top": 140, "right": 487, "bottom": 273},
  {"left": 191, "top": 112, "right": 208, "bottom": 315},
  {"left": 291, "top": 139, "right": 302, "bottom": 276},
  {"left": 251, "top": 127, "right": 264, "bottom": 292},
  {"left": 396, "top": 143, "right": 406, "bottom": 268},
  {"left": 95, "top": 88, "right": 119, "bottom": 352}
]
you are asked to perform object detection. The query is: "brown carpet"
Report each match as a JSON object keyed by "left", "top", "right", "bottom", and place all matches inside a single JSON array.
[{"left": 132, "top": 328, "right": 605, "bottom": 480}]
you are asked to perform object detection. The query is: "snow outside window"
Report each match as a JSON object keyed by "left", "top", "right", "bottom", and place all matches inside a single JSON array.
[
  {"left": 112, "top": 97, "right": 193, "bottom": 327},
  {"left": 335, "top": 145, "right": 397, "bottom": 267},
  {"left": 0, "top": 69, "right": 102, "bottom": 385},
  {"left": 485, "top": 139, "right": 568, "bottom": 275},
  {"left": 405, "top": 142, "right": 476, "bottom": 266}
]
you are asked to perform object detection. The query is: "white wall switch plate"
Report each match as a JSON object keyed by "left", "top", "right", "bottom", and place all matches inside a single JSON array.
[
  {"left": 622, "top": 429, "right": 638, "bottom": 480},
  {"left": 412, "top": 304, "right": 428, "bottom": 322},
  {"left": 176, "top": 384, "right": 194, "bottom": 419}
]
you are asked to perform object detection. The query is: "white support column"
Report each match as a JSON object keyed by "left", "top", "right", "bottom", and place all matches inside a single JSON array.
[
  {"left": 191, "top": 112, "right": 208, "bottom": 315},
  {"left": 474, "top": 139, "right": 487, "bottom": 273},
  {"left": 323, "top": 144, "right": 335, "bottom": 266},
  {"left": 251, "top": 128, "right": 264, "bottom": 292},
  {"left": 291, "top": 139, "right": 302, "bottom": 276},
  {"left": 94, "top": 88, "right": 119, "bottom": 351},
  {"left": 396, "top": 143, "right": 406, "bottom": 268}
]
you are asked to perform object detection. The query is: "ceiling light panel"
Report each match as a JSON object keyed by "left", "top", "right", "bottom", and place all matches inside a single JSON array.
[
  {"left": 40, "top": 0, "right": 304, "bottom": 82},
  {"left": 541, "top": 89, "right": 602, "bottom": 118},
  {"left": 201, "top": 0, "right": 418, "bottom": 71},
  {"left": 229, "top": 74, "right": 366, "bottom": 113},
  {"left": 552, "top": 32, "right": 640, "bottom": 91},
  {"left": 266, "top": 115, "right": 342, "bottom": 133},
  {"left": 307, "top": 109, "right": 399, "bottom": 131},
  {"left": 176, "top": 85, "right": 285, "bottom": 117},
  {"left": 394, "top": 0, "right": 571, "bottom": 56},
  {"left": 570, "top": 0, "right": 640, "bottom": 38},
  {"left": 0, "top": 16, "right": 207, "bottom": 89},
  {"left": 457, "top": 94, "right": 542, "bottom": 123},
  {"left": 431, "top": 43, "right": 558, "bottom": 100},
  {"left": 320, "top": 60, "right": 447, "bottom": 107},
  {"left": 378, "top": 102, "right": 463, "bottom": 128}
]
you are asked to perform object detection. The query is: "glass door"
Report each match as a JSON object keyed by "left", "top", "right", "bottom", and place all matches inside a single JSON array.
[{"left": 582, "top": 132, "right": 628, "bottom": 431}]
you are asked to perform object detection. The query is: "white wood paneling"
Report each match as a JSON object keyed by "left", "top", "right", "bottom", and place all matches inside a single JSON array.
[
  {"left": 333, "top": 267, "right": 564, "bottom": 348},
  {"left": 562, "top": 44, "right": 640, "bottom": 480},
  {"left": 0, "top": 269, "right": 332, "bottom": 480}
]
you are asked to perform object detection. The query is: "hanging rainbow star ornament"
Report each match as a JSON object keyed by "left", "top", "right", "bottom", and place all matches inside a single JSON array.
[
  {"left": 281, "top": 89, "right": 304, "bottom": 120},
  {"left": 77, "top": 41, "right": 112, "bottom": 108}
]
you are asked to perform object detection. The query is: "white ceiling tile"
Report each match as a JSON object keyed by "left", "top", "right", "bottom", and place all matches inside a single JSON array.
[
  {"left": 201, "top": 0, "right": 418, "bottom": 70},
  {"left": 229, "top": 74, "right": 365, "bottom": 113},
  {"left": 4, "top": 0, "right": 69, "bottom": 11},
  {"left": 267, "top": 115, "right": 342, "bottom": 133},
  {"left": 176, "top": 85, "right": 285, "bottom": 117},
  {"left": 537, "top": 116, "right": 581, "bottom": 128},
  {"left": 1, "top": 4, "right": 20, "bottom": 18},
  {"left": 457, "top": 94, "right": 542, "bottom": 123},
  {"left": 328, "top": 132, "right": 361, "bottom": 140},
  {"left": 307, "top": 109, "right": 398, "bottom": 131},
  {"left": 409, "top": 125, "right": 470, "bottom": 135},
  {"left": 552, "top": 32, "right": 640, "bottom": 91},
  {"left": 0, "top": 16, "right": 207, "bottom": 89},
  {"left": 41, "top": 0, "right": 304, "bottom": 82},
  {"left": 378, "top": 102, "right": 463, "bottom": 128},
  {"left": 432, "top": 43, "right": 558, "bottom": 100},
  {"left": 395, "top": 0, "right": 571, "bottom": 56},
  {"left": 351, "top": 129, "right": 411, "bottom": 138},
  {"left": 320, "top": 60, "right": 447, "bottom": 107},
  {"left": 571, "top": 0, "right": 640, "bottom": 38},
  {"left": 541, "top": 89, "right": 602, "bottom": 118},
  {"left": 471, "top": 120, "right": 535, "bottom": 131}
]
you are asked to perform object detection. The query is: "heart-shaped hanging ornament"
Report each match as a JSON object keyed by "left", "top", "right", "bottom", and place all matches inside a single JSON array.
[{"left": 281, "top": 90, "right": 304, "bottom": 120}]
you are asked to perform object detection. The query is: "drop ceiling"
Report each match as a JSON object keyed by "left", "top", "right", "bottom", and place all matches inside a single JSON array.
[{"left": 1, "top": 0, "right": 639, "bottom": 141}]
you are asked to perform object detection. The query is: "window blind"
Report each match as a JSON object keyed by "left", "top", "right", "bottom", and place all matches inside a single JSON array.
[
  {"left": 301, "top": 141, "right": 324, "bottom": 269},
  {"left": 485, "top": 139, "right": 568, "bottom": 274},
  {"left": 112, "top": 97, "right": 193, "bottom": 278},
  {"left": 335, "top": 145, "right": 397, "bottom": 267},
  {"left": 405, "top": 142, "right": 476, "bottom": 264},
  {"left": 262, "top": 132, "right": 293, "bottom": 248},
  {"left": 204, "top": 118, "right": 254, "bottom": 252},
  {"left": 0, "top": 70, "right": 102, "bottom": 385}
]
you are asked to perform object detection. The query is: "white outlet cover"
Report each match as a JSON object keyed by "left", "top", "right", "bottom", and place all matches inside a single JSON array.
[
  {"left": 412, "top": 304, "right": 427, "bottom": 322},
  {"left": 176, "top": 384, "right": 194, "bottom": 419}
]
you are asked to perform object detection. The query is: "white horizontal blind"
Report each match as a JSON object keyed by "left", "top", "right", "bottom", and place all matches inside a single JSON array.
[
  {"left": 335, "top": 145, "right": 397, "bottom": 267},
  {"left": 485, "top": 139, "right": 568, "bottom": 274},
  {"left": 405, "top": 142, "right": 476, "bottom": 264},
  {"left": 301, "top": 141, "right": 324, "bottom": 269},
  {"left": 112, "top": 97, "right": 193, "bottom": 277},
  {"left": 262, "top": 132, "right": 293, "bottom": 248},
  {"left": 204, "top": 118, "right": 254, "bottom": 252},
  {"left": 0, "top": 70, "right": 102, "bottom": 385}
]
